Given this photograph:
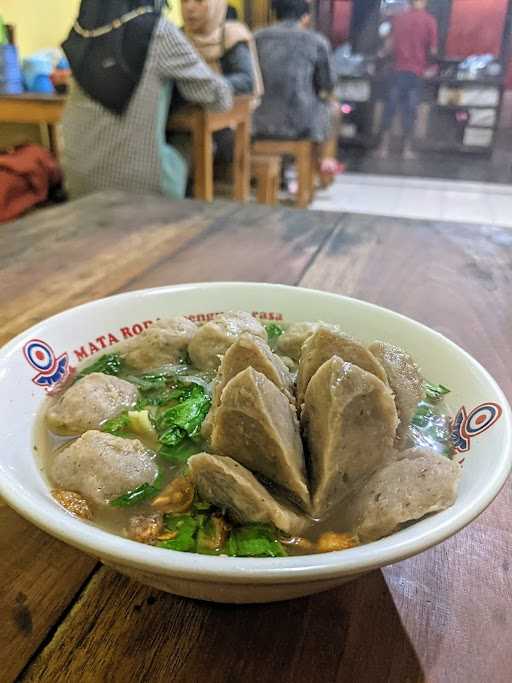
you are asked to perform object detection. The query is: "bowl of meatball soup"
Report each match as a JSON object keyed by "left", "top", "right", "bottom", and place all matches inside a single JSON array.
[{"left": 0, "top": 282, "right": 510, "bottom": 603}]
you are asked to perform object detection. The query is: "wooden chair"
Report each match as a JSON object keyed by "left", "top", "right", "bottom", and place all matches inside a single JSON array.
[
  {"left": 251, "top": 154, "right": 281, "bottom": 205},
  {"left": 252, "top": 139, "right": 315, "bottom": 208}
]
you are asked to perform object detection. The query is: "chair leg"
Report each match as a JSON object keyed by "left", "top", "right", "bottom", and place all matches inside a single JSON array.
[
  {"left": 271, "top": 172, "right": 279, "bottom": 205},
  {"left": 255, "top": 173, "right": 265, "bottom": 204},
  {"left": 296, "top": 144, "right": 313, "bottom": 208},
  {"left": 256, "top": 171, "right": 277, "bottom": 205}
]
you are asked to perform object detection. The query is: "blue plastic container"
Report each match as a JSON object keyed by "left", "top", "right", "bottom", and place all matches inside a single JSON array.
[
  {"left": 32, "top": 74, "right": 54, "bottom": 93},
  {"left": 0, "top": 79, "right": 24, "bottom": 94},
  {"left": 23, "top": 54, "right": 54, "bottom": 92},
  {"left": 0, "top": 44, "right": 23, "bottom": 94}
]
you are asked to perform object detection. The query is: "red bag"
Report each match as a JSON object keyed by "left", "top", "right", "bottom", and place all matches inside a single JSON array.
[{"left": 0, "top": 144, "right": 63, "bottom": 223}]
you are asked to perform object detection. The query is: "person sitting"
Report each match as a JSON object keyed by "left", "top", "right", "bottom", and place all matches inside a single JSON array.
[
  {"left": 252, "top": 0, "right": 340, "bottom": 188},
  {"left": 61, "top": 0, "right": 232, "bottom": 200},
  {"left": 180, "top": 0, "right": 263, "bottom": 164},
  {"left": 181, "top": 0, "right": 262, "bottom": 99}
]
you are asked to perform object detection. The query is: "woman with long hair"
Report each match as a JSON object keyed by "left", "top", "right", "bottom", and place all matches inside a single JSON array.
[
  {"left": 179, "top": 0, "right": 263, "bottom": 164},
  {"left": 181, "top": 0, "right": 263, "bottom": 99}
]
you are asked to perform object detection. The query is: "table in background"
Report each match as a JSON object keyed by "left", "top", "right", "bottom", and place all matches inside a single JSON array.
[
  {"left": 0, "top": 93, "right": 66, "bottom": 157},
  {"left": 168, "top": 95, "right": 252, "bottom": 202},
  {"left": 1, "top": 192, "right": 511, "bottom": 683}
]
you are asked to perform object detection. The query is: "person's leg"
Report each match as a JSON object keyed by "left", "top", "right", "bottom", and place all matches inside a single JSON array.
[
  {"left": 377, "top": 72, "right": 400, "bottom": 158},
  {"left": 317, "top": 104, "right": 345, "bottom": 186},
  {"left": 401, "top": 74, "right": 422, "bottom": 159}
]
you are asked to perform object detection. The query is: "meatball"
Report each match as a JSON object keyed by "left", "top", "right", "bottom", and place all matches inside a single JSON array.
[
  {"left": 50, "top": 430, "right": 158, "bottom": 505},
  {"left": 119, "top": 317, "right": 197, "bottom": 370},
  {"left": 188, "top": 311, "right": 267, "bottom": 370},
  {"left": 46, "top": 372, "right": 138, "bottom": 435},
  {"left": 277, "top": 322, "right": 338, "bottom": 361}
]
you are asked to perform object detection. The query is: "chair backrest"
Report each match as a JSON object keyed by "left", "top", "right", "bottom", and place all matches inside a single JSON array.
[{"left": 246, "top": 0, "right": 273, "bottom": 30}]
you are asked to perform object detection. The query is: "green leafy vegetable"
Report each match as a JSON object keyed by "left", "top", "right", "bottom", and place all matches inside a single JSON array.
[
  {"left": 158, "top": 514, "right": 201, "bottom": 552},
  {"left": 169, "top": 384, "right": 197, "bottom": 401},
  {"left": 109, "top": 468, "right": 165, "bottom": 507},
  {"left": 265, "top": 323, "right": 284, "bottom": 349},
  {"left": 159, "top": 425, "right": 186, "bottom": 447},
  {"left": 110, "top": 483, "right": 158, "bottom": 507},
  {"left": 196, "top": 515, "right": 229, "bottom": 555},
  {"left": 412, "top": 387, "right": 454, "bottom": 458},
  {"left": 424, "top": 382, "right": 451, "bottom": 402},
  {"left": 101, "top": 412, "right": 131, "bottom": 436},
  {"left": 159, "top": 439, "right": 202, "bottom": 465},
  {"left": 77, "top": 353, "right": 125, "bottom": 379},
  {"left": 226, "top": 524, "right": 287, "bottom": 558},
  {"left": 156, "top": 385, "right": 211, "bottom": 446},
  {"left": 157, "top": 511, "right": 287, "bottom": 557},
  {"left": 125, "top": 373, "right": 167, "bottom": 392}
]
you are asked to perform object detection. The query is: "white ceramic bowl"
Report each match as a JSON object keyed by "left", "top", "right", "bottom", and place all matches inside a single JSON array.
[{"left": 1, "top": 283, "right": 510, "bottom": 603}]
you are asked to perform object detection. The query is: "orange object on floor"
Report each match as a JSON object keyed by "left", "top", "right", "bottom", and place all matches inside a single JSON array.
[{"left": 0, "top": 144, "right": 62, "bottom": 223}]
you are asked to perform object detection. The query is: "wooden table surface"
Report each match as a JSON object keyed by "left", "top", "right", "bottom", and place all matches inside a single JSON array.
[{"left": 1, "top": 191, "right": 511, "bottom": 683}]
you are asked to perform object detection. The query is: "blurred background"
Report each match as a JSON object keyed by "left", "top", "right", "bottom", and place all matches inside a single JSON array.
[{"left": 1, "top": 0, "right": 512, "bottom": 223}]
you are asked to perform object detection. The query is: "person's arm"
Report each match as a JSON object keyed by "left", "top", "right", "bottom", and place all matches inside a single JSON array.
[
  {"left": 220, "top": 42, "right": 254, "bottom": 95},
  {"left": 378, "top": 34, "right": 394, "bottom": 60},
  {"left": 313, "top": 36, "right": 336, "bottom": 97},
  {"left": 155, "top": 21, "right": 233, "bottom": 112}
]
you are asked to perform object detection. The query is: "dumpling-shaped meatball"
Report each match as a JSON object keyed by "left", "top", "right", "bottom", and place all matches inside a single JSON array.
[
  {"left": 188, "top": 311, "right": 267, "bottom": 370},
  {"left": 348, "top": 448, "right": 461, "bottom": 542},
  {"left": 46, "top": 372, "right": 138, "bottom": 435},
  {"left": 119, "top": 317, "right": 197, "bottom": 370},
  {"left": 50, "top": 430, "right": 158, "bottom": 505},
  {"left": 215, "top": 333, "right": 293, "bottom": 401},
  {"left": 301, "top": 356, "right": 398, "bottom": 518},
  {"left": 189, "top": 453, "right": 307, "bottom": 535},
  {"left": 202, "top": 333, "right": 293, "bottom": 439},
  {"left": 296, "top": 328, "right": 387, "bottom": 408},
  {"left": 277, "top": 321, "right": 337, "bottom": 361},
  {"left": 369, "top": 341, "right": 425, "bottom": 449},
  {"left": 210, "top": 367, "right": 310, "bottom": 510}
]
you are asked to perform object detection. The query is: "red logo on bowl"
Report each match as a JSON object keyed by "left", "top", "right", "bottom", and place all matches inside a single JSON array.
[
  {"left": 23, "top": 339, "right": 71, "bottom": 389},
  {"left": 451, "top": 402, "right": 503, "bottom": 453}
]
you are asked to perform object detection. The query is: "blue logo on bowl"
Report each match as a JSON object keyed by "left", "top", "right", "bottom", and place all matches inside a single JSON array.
[
  {"left": 23, "top": 339, "right": 70, "bottom": 388},
  {"left": 452, "top": 402, "right": 502, "bottom": 453}
]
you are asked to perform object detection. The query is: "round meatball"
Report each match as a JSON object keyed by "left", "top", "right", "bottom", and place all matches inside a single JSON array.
[
  {"left": 120, "top": 317, "right": 197, "bottom": 370},
  {"left": 50, "top": 431, "right": 158, "bottom": 505},
  {"left": 188, "top": 311, "right": 267, "bottom": 370},
  {"left": 46, "top": 372, "right": 138, "bottom": 436},
  {"left": 277, "top": 322, "right": 338, "bottom": 361}
]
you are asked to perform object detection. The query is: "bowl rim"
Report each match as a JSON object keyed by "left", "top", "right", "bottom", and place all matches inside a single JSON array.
[{"left": 1, "top": 281, "right": 511, "bottom": 584}]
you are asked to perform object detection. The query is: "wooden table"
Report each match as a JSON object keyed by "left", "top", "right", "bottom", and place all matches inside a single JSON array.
[
  {"left": 168, "top": 95, "right": 252, "bottom": 202},
  {"left": 1, "top": 192, "right": 511, "bottom": 683},
  {"left": 0, "top": 93, "right": 66, "bottom": 157}
]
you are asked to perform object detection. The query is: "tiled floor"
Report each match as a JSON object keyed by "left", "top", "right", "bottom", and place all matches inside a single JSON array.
[
  {"left": 311, "top": 173, "right": 512, "bottom": 227},
  {"left": 342, "top": 129, "right": 512, "bottom": 185}
]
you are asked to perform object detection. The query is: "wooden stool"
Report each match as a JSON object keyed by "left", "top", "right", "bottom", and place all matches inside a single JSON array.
[
  {"left": 252, "top": 139, "right": 315, "bottom": 208},
  {"left": 251, "top": 154, "right": 281, "bottom": 205}
]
